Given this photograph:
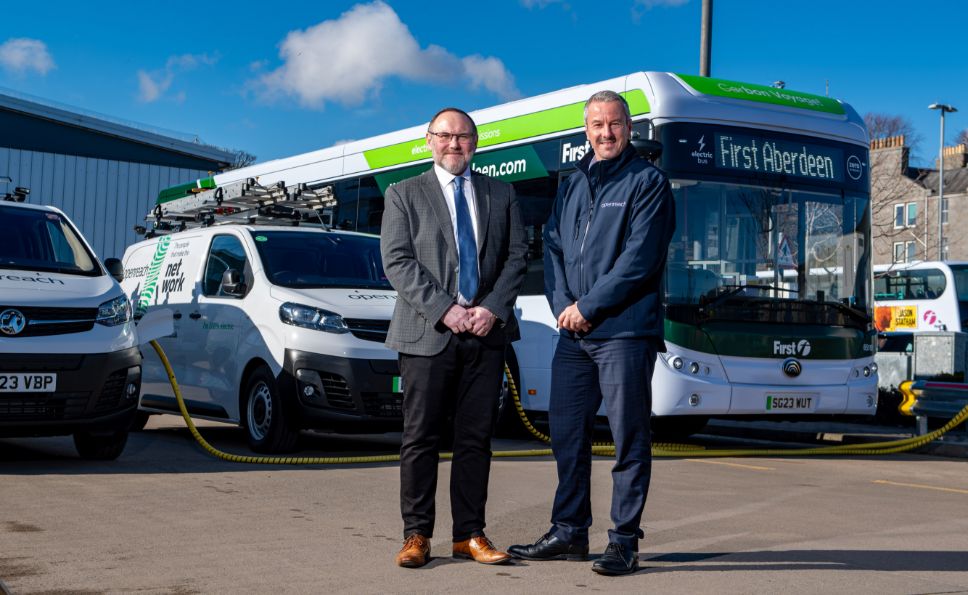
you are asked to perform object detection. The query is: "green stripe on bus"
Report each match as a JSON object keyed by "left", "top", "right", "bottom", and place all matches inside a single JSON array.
[
  {"left": 363, "top": 90, "right": 650, "bottom": 170},
  {"left": 676, "top": 74, "right": 845, "bottom": 115},
  {"left": 373, "top": 145, "right": 550, "bottom": 194}
]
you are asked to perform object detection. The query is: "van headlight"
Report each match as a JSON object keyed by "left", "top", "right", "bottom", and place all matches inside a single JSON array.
[
  {"left": 96, "top": 296, "right": 132, "bottom": 326},
  {"left": 279, "top": 302, "right": 349, "bottom": 334}
]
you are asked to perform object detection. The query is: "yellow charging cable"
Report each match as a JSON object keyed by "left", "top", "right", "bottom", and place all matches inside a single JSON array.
[{"left": 150, "top": 340, "right": 968, "bottom": 462}]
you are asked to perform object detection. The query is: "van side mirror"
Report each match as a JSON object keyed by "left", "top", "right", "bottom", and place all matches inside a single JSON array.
[
  {"left": 221, "top": 269, "right": 245, "bottom": 297},
  {"left": 104, "top": 258, "right": 124, "bottom": 282}
]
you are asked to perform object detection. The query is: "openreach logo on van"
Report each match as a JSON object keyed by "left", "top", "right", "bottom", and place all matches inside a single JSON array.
[
  {"left": 773, "top": 339, "right": 812, "bottom": 357},
  {"left": 136, "top": 236, "right": 172, "bottom": 317}
]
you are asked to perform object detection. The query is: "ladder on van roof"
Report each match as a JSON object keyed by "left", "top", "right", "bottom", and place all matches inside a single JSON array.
[{"left": 139, "top": 178, "right": 336, "bottom": 237}]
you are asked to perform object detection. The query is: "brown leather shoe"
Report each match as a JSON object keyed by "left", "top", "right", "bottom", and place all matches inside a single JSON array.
[
  {"left": 396, "top": 534, "right": 431, "bottom": 568},
  {"left": 452, "top": 535, "right": 512, "bottom": 565}
]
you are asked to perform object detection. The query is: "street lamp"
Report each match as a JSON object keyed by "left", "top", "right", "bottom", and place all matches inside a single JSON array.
[{"left": 929, "top": 103, "right": 957, "bottom": 261}]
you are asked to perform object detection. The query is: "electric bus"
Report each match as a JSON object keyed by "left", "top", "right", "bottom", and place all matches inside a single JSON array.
[{"left": 153, "top": 72, "right": 877, "bottom": 436}]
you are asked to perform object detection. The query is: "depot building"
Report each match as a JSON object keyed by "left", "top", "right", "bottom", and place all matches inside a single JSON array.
[{"left": 0, "top": 91, "right": 234, "bottom": 260}]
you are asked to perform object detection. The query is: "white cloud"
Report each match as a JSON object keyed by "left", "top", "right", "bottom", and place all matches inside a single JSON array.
[
  {"left": 463, "top": 55, "right": 520, "bottom": 101},
  {"left": 520, "top": 0, "right": 566, "bottom": 7},
  {"left": 137, "top": 53, "right": 218, "bottom": 103},
  {"left": 254, "top": 1, "right": 519, "bottom": 108},
  {"left": 634, "top": 0, "right": 689, "bottom": 7},
  {"left": 0, "top": 38, "right": 55, "bottom": 76},
  {"left": 137, "top": 70, "right": 169, "bottom": 103},
  {"left": 631, "top": 0, "right": 690, "bottom": 23}
]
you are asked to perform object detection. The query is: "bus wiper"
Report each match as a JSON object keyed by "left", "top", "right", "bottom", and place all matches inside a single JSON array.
[
  {"left": 701, "top": 284, "right": 798, "bottom": 309},
  {"left": 818, "top": 299, "right": 870, "bottom": 325}
]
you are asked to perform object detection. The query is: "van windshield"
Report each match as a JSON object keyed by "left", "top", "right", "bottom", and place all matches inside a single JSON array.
[
  {"left": 251, "top": 230, "right": 392, "bottom": 290},
  {"left": 0, "top": 205, "right": 99, "bottom": 276}
]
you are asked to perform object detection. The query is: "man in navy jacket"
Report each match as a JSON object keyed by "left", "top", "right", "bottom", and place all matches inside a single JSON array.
[{"left": 509, "top": 90, "right": 676, "bottom": 576}]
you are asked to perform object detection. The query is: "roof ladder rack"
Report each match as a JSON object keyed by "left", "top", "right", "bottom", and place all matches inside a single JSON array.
[{"left": 138, "top": 178, "right": 336, "bottom": 237}]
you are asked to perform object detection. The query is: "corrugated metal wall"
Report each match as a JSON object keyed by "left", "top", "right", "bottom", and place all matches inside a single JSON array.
[{"left": 1, "top": 147, "right": 210, "bottom": 260}]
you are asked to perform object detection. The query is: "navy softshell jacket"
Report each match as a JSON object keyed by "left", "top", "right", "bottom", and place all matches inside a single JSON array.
[{"left": 543, "top": 144, "right": 676, "bottom": 340}]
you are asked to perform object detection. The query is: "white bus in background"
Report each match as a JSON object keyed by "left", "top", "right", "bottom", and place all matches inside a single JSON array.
[
  {"left": 873, "top": 261, "right": 968, "bottom": 333},
  {"left": 152, "top": 71, "right": 877, "bottom": 438}
]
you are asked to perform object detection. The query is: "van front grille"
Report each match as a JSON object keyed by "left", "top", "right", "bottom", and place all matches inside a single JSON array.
[
  {"left": 343, "top": 319, "right": 390, "bottom": 343},
  {"left": 0, "top": 306, "right": 97, "bottom": 337},
  {"left": 320, "top": 372, "right": 354, "bottom": 410}
]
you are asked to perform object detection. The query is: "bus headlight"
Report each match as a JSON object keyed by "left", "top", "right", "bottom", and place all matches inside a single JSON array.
[
  {"left": 279, "top": 302, "right": 349, "bottom": 334},
  {"left": 96, "top": 296, "right": 131, "bottom": 326},
  {"left": 670, "top": 357, "right": 684, "bottom": 370}
]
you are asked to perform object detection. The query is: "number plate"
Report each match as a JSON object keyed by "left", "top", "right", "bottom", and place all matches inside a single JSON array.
[
  {"left": 0, "top": 373, "right": 57, "bottom": 393},
  {"left": 765, "top": 393, "right": 817, "bottom": 412},
  {"left": 392, "top": 376, "right": 404, "bottom": 393}
]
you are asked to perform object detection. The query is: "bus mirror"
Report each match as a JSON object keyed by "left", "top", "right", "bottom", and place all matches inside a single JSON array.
[{"left": 631, "top": 137, "right": 663, "bottom": 162}]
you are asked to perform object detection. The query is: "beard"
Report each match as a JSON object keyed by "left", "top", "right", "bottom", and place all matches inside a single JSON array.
[{"left": 438, "top": 152, "right": 469, "bottom": 175}]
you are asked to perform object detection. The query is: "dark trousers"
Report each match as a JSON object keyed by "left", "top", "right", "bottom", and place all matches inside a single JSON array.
[
  {"left": 548, "top": 336, "right": 657, "bottom": 551},
  {"left": 398, "top": 333, "right": 504, "bottom": 541}
]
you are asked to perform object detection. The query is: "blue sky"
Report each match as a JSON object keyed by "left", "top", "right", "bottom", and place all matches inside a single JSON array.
[{"left": 2, "top": 0, "right": 966, "bottom": 167}]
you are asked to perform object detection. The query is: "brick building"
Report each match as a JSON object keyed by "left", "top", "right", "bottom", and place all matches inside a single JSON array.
[{"left": 870, "top": 137, "right": 968, "bottom": 264}]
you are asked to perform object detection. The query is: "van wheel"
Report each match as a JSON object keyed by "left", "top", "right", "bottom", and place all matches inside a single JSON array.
[
  {"left": 129, "top": 411, "right": 152, "bottom": 431},
  {"left": 244, "top": 366, "right": 299, "bottom": 453},
  {"left": 73, "top": 430, "right": 128, "bottom": 460}
]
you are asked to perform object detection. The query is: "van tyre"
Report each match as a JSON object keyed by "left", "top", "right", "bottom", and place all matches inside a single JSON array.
[
  {"left": 129, "top": 411, "right": 152, "bottom": 432},
  {"left": 244, "top": 366, "right": 299, "bottom": 453},
  {"left": 73, "top": 430, "right": 128, "bottom": 460}
]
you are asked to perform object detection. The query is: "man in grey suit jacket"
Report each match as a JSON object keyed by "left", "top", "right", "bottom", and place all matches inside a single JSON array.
[{"left": 381, "top": 107, "right": 527, "bottom": 568}]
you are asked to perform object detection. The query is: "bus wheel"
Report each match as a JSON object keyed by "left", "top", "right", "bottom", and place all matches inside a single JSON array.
[
  {"left": 73, "top": 430, "right": 129, "bottom": 460},
  {"left": 244, "top": 366, "right": 299, "bottom": 453},
  {"left": 651, "top": 416, "right": 709, "bottom": 442}
]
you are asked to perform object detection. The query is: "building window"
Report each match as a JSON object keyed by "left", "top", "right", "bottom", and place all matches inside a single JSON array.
[
  {"left": 895, "top": 202, "right": 917, "bottom": 228},
  {"left": 894, "top": 241, "right": 918, "bottom": 264},
  {"left": 906, "top": 241, "right": 917, "bottom": 263},
  {"left": 941, "top": 237, "right": 949, "bottom": 261}
]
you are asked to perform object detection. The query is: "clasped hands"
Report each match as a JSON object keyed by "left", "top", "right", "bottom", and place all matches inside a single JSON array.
[
  {"left": 441, "top": 304, "right": 497, "bottom": 336},
  {"left": 558, "top": 303, "right": 591, "bottom": 333}
]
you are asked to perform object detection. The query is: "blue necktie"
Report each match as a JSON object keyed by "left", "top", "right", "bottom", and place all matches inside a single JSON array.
[{"left": 453, "top": 176, "right": 479, "bottom": 302}]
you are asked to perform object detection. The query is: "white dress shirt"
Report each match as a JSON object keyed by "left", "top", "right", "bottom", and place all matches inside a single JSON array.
[{"left": 433, "top": 164, "right": 479, "bottom": 305}]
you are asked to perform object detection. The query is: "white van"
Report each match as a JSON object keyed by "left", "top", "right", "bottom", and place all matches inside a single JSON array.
[
  {"left": 873, "top": 261, "right": 968, "bottom": 333},
  {"left": 121, "top": 224, "right": 401, "bottom": 453},
  {"left": 0, "top": 199, "right": 141, "bottom": 459}
]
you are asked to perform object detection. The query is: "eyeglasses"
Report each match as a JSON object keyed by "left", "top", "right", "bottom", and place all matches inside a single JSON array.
[{"left": 427, "top": 131, "right": 477, "bottom": 144}]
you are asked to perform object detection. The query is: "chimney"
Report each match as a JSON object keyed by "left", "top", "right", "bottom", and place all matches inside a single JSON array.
[
  {"left": 870, "top": 135, "right": 909, "bottom": 176},
  {"left": 935, "top": 144, "right": 968, "bottom": 170}
]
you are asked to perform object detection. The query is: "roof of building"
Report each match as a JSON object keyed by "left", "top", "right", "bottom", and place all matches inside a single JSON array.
[
  {"left": 918, "top": 168, "right": 968, "bottom": 195},
  {"left": 0, "top": 89, "right": 235, "bottom": 166}
]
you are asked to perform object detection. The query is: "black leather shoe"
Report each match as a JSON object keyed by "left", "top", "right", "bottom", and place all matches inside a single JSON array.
[
  {"left": 591, "top": 543, "right": 639, "bottom": 575},
  {"left": 508, "top": 532, "right": 588, "bottom": 561}
]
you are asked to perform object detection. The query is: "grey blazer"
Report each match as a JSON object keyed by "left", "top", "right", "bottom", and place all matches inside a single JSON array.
[{"left": 380, "top": 168, "right": 528, "bottom": 357}]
